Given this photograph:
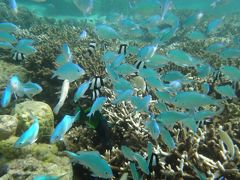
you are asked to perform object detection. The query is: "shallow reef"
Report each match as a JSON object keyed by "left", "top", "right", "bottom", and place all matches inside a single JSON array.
[{"left": 0, "top": 1, "right": 240, "bottom": 180}]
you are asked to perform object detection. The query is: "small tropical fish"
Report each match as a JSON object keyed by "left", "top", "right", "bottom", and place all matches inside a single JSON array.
[
  {"left": 79, "top": 30, "right": 87, "bottom": 40},
  {"left": 220, "top": 65, "right": 240, "bottom": 82},
  {"left": 145, "top": 76, "right": 164, "bottom": 90},
  {"left": 14, "top": 115, "right": 39, "bottom": 148},
  {"left": 95, "top": 24, "right": 120, "bottom": 40},
  {"left": 165, "top": 80, "right": 182, "bottom": 92},
  {"left": 160, "top": 0, "right": 172, "bottom": 21},
  {"left": 52, "top": 62, "right": 85, "bottom": 82},
  {"left": 144, "top": 114, "right": 160, "bottom": 140},
  {"left": 167, "top": 49, "right": 195, "bottom": 67},
  {"left": 22, "top": 82, "right": 43, "bottom": 98},
  {"left": 74, "top": 81, "right": 91, "bottom": 102},
  {"left": 139, "top": 68, "right": 159, "bottom": 79},
  {"left": 134, "top": 152, "right": 149, "bottom": 175},
  {"left": 14, "top": 45, "right": 37, "bottom": 55},
  {"left": 111, "top": 54, "right": 125, "bottom": 69},
  {"left": 115, "top": 63, "right": 138, "bottom": 76},
  {"left": 162, "top": 70, "right": 188, "bottom": 83},
  {"left": 53, "top": 79, "right": 70, "bottom": 115},
  {"left": 172, "top": 91, "right": 219, "bottom": 109},
  {"left": 50, "top": 111, "right": 80, "bottom": 143},
  {"left": 84, "top": 41, "right": 96, "bottom": 57},
  {"left": 0, "top": 41, "right": 13, "bottom": 49},
  {"left": 145, "top": 54, "right": 169, "bottom": 68},
  {"left": 131, "top": 95, "right": 151, "bottom": 112},
  {"left": 87, "top": 97, "right": 107, "bottom": 117},
  {"left": 183, "top": 12, "right": 204, "bottom": 27},
  {"left": 0, "top": 32, "right": 17, "bottom": 43},
  {"left": 118, "top": 44, "right": 128, "bottom": 55},
  {"left": 9, "top": 75, "right": 23, "bottom": 97},
  {"left": 1, "top": 85, "right": 12, "bottom": 108},
  {"left": 130, "top": 162, "right": 141, "bottom": 180},
  {"left": 147, "top": 142, "right": 153, "bottom": 165},
  {"left": 105, "top": 64, "right": 119, "bottom": 82},
  {"left": 120, "top": 18, "right": 138, "bottom": 30},
  {"left": 9, "top": 0, "right": 17, "bottom": 13},
  {"left": 55, "top": 54, "right": 66, "bottom": 66},
  {"left": 155, "top": 101, "right": 168, "bottom": 111},
  {"left": 64, "top": 150, "right": 113, "bottom": 178},
  {"left": 89, "top": 88, "right": 102, "bottom": 101},
  {"left": 121, "top": 145, "right": 135, "bottom": 161},
  {"left": 181, "top": 117, "right": 198, "bottom": 132},
  {"left": 33, "top": 174, "right": 66, "bottom": 180},
  {"left": 61, "top": 43, "right": 72, "bottom": 61},
  {"left": 156, "top": 111, "right": 189, "bottom": 128},
  {"left": 201, "top": 82, "right": 210, "bottom": 94},
  {"left": 215, "top": 85, "right": 237, "bottom": 99},
  {"left": 17, "top": 38, "right": 34, "bottom": 46},
  {"left": 206, "top": 18, "right": 223, "bottom": 34},
  {"left": 133, "top": 60, "right": 146, "bottom": 71},
  {"left": 73, "top": 0, "right": 93, "bottom": 15},
  {"left": 0, "top": 22, "right": 18, "bottom": 33},
  {"left": 12, "top": 52, "right": 26, "bottom": 62},
  {"left": 206, "top": 42, "right": 225, "bottom": 54},
  {"left": 196, "top": 64, "right": 213, "bottom": 78},
  {"left": 113, "top": 78, "right": 133, "bottom": 92},
  {"left": 137, "top": 44, "right": 158, "bottom": 62},
  {"left": 89, "top": 76, "right": 104, "bottom": 91},
  {"left": 186, "top": 30, "right": 206, "bottom": 41},
  {"left": 155, "top": 90, "right": 172, "bottom": 103},
  {"left": 220, "top": 48, "right": 240, "bottom": 59},
  {"left": 112, "top": 89, "right": 133, "bottom": 105},
  {"left": 158, "top": 123, "right": 175, "bottom": 150}
]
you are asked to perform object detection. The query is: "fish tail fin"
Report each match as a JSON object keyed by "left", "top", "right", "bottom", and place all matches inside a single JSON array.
[
  {"left": 53, "top": 103, "right": 61, "bottom": 115},
  {"left": 51, "top": 71, "right": 57, "bottom": 79}
]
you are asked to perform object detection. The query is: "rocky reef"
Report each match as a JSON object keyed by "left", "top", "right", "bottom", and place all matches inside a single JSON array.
[{"left": 0, "top": 1, "right": 240, "bottom": 179}]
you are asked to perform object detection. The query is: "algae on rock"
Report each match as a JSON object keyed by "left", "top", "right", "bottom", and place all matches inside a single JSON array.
[
  {"left": 12, "top": 101, "right": 54, "bottom": 142},
  {"left": 0, "top": 115, "right": 18, "bottom": 140},
  {"left": 0, "top": 136, "right": 72, "bottom": 180}
]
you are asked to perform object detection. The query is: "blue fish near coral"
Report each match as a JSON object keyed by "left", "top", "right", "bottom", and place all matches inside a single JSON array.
[
  {"left": 52, "top": 62, "right": 85, "bottom": 82},
  {"left": 0, "top": 22, "right": 18, "bottom": 33},
  {"left": 64, "top": 150, "right": 113, "bottom": 179},
  {"left": 50, "top": 111, "right": 80, "bottom": 143},
  {"left": 22, "top": 82, "right": 43, "bottom": 98},
  {"left": 33, "top": 174, "right": 66, "bottom": 180},
  {"left": 0, "top": 32, "right": 17, "bottom": 43},
  {"left": 74, "top": 81, "right": 91, "bottom": 102},
  {"left": 144, "top": 114, "right": 160, "bottom": 140},
  {"left": 1, "top": 85, "right": 12, "bottom": 108},
  {"left": 87, "top": 97, "right": 107, "bottom": 117},
  {"left": 79, "top": 30, "right": 87, "bottom": 40},
  {"left": 14, "top": 114, "right": 39, "bottom": 148},
  {"left": 9, "top": 0, "right": 17, "bottom": 13}
]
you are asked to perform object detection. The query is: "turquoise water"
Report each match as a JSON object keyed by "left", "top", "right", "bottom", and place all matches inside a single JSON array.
[{"left": 0, "top": 0, "right": 240, "bottom": 179}]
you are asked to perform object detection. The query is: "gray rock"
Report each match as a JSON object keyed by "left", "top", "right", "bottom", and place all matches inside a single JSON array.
[{"left": 0, "top": 115, "right": 18, "bottom": 140}]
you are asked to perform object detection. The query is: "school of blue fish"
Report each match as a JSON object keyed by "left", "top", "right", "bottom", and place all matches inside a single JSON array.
[{"left": 1, "top": 0, "right": 240, "bottom": 179}]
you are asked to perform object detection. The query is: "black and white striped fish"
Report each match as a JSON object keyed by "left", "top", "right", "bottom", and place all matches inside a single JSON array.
[
  {"left": 84, "top": 41, "right": 96, "bottom": 57},
  {"left": 118, "top": 44, "right": 128, "bottom": 55},
  {"left": 85, "top": 76, "right": 106, "bottom": 101},
  {"left": 134, "top": 60, "right": 146, "bottom": 70},
  {"left": 89, "top": 76, "right": 105, "bottom": 90},
  {"left": 12, "top": 52, "right": 26, "bottom": 62},
  {"left": 90, "top": 88, "right": 102, "bottom": 101}
]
